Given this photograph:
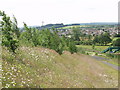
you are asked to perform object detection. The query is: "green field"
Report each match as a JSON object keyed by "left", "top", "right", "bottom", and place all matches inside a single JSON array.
[
  {"left": 76, "top": 45, "right": 109, "bottom": 56},
  {"left": 76, "top": 45, "right": 120, "bottom": 66},
  {"left": 58, "top": 25, "right": 81, "bottom": 29},
  {"left": 76, "top": 45, "right": 109, "bottom": 52}
]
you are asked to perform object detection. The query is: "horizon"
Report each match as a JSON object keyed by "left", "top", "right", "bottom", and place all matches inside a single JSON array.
[
  {"left": 18, "top": 22, "right": 118, "bottom": 28},
  {"left": 0, "top": 0, "right": 119, "bottom": 27}
]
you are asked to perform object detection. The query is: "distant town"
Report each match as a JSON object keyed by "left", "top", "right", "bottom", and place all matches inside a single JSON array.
[
  {"left": 58, "top": 25, "right": 118, "bottom": 37},
  {"left": 33, "top": 23, "right": 120, "bottom": 37},
  {"left": 27, "top": 23, "right": 119, "bottom": 37}
]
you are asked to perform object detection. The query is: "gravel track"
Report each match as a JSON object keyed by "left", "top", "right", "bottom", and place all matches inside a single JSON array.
[{"left": 91, "top": 55, "right": 120, "bottom": 71}]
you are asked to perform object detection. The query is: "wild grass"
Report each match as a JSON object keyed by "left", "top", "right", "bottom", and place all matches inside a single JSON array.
[
  {"left": 77, "top": 45, "right": 120, "bottom": 66},
  {"left": 76, "top": 45, "right": 109, "bottom": 52},
  {"left": 2, "top": 46, "right": 118, "bottom": 88}
]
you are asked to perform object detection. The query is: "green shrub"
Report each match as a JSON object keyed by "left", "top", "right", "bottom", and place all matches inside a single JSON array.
[
  {"left": 68, "top": 41, "right": 77, "bottom": 54},
  {"left": 0, "top": 11, "right": 19, "bottom": 53},
  {"left": 113, "top": 39, "right": 120, "bottom": 46}
]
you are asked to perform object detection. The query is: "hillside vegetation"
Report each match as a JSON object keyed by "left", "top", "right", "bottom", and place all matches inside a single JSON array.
[
  {"left": 2, "top": 46, "right": 118, "bottom": 88},
  {"left": 0, "top": 10, "right": 119, "bottom": 89}
]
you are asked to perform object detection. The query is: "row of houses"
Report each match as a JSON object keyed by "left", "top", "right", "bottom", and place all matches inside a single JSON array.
[
  {"left": 57, "top": 29, "right": 72, "bottom": 37},
  {"left": 57, "top": 26, "right": 119, "bottom": 37},
  {"left": 81, "top": 27, "right": 119, "bottom": 36}
]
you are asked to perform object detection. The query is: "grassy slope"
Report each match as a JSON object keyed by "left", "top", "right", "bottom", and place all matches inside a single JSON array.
[
  {"left": 0, "top": 46, "right": 2, "bottom": 89},
  {"left": 76, "top": 45, "right": 120, "bottom": 66},
  {"left": 2, "top": 46, "right": 118, "bottom": 88}
]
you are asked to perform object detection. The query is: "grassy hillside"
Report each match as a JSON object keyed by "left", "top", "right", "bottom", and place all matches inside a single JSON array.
[
  {"left": 76, "top": 45, "right": 120, "bottom": 66},
  {"left": 2, "top": 46, "right": 118, "bottom": 88}
]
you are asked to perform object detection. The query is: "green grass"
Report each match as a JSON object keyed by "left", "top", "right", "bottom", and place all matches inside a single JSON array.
[
  {"left": 0, "top": 46, "right": 2, "bottom": 89},
  {"left": 2, "top": 46, "right": 118, "bottom": 88},
  {"left": 77, "top": 45, "right": 120, "bottom": 66},
  {"left": 58, "top": 25, "right": 81, "bottom": 29},
  {"left": 76, "top": 45, "right": 109, "bottom": 52}
]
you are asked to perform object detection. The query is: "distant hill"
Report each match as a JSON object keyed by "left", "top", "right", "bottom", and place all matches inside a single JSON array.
[
  {"left": 79, "top": 22, "right": 118, "bottom": 25},
  {"left": 19, "top": 22, "right": 117, "bottom": 30},
  {"left": 35, "top": 23, "right": 80, "bottom": 30}
]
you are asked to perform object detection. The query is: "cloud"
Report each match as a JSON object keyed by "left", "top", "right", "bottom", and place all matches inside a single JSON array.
[{"left": 0, "top": 0, "right": 119, "bottom": 27}]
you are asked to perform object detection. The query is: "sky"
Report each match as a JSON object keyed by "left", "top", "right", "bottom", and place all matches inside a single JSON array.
[{"left": 0, "top": 0, "right": 119, "bottom": 27}]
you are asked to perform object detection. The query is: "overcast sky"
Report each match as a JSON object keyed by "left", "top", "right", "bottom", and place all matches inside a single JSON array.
[{"left": 0, "top": 0, "right": 119, "bottom": 27}]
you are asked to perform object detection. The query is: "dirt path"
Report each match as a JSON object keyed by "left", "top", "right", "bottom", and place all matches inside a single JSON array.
[{"left": 91, "top": 55, "right": 120, "bottom": 71}]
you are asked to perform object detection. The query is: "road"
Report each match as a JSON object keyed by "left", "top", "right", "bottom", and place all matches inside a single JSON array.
[{"left": 91, "top": 55, "right": 120, "bottom": 71}]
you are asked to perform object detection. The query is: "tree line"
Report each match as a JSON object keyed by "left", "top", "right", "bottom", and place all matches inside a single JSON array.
[
  {"left": 1, "top": 10, "right": 119, "bottom": 54},
  {"left": 0, "top": 11, "right": 77, "bottom": 54}
]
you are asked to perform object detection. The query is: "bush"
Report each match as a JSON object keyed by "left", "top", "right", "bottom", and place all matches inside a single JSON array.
[
  {"left": 68, "top": 41, "right": 77, "bottom": 54},
  {"left": 0, "top": 11, "right": 78, "bottom": 55},
  {"left": 0, "top": 11, "right": 19, "bottom": 53},
  {"left": 113, "top": 39, "right": 120, "bottom": 46}
]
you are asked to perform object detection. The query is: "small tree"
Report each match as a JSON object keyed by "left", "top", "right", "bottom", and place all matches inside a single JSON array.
[
  {"left": 57, "top": 42, "right": 64, "bottom": 55},
  {"left": 0, "top": 11, "right": 19, "bottom": 53},
  {"left": 11, "top": 15, "right": 20, "bottom": 38},
  {"left": 49, "top": 29, "right": 64, "bottom": 54},
  {"left": 68, "top": 40, "right": 77, "bottom": 54},
  {"left": 93, "top": 35, "right": 99, "bottom": 45},
  {"left": 92, "top": 44, "right": 95, "bottom": 49},
  {"left": 20, "top": 23, "right": 34, "bottom": 46},
  {"left": 93, "top": 33, "right": 112, "bottom": 46},
  {"left": 72, "top": 27, "right": 81, "bottom": 41},
  {"left": 102, "top": 32, "right": 112, "bottom": 45}
]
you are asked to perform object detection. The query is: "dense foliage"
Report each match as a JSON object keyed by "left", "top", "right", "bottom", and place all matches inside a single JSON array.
[
  {"left": 0, "top": 11, "right": 19, "bottom": 53},
  {"left": 93, "top": 32, "right": 112, "bottom": 45},
  {"left": 1, "top": 10, "right": 115, "bottom": 54},
  {"left": 113, "top": 38, "right": 120, "bottom": 46},
  {"left": 20, "top": 23, "right": 77, "bottom": 54},
  {"left": 1, "top": 11, "right": 77, "bottom": 54}
]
